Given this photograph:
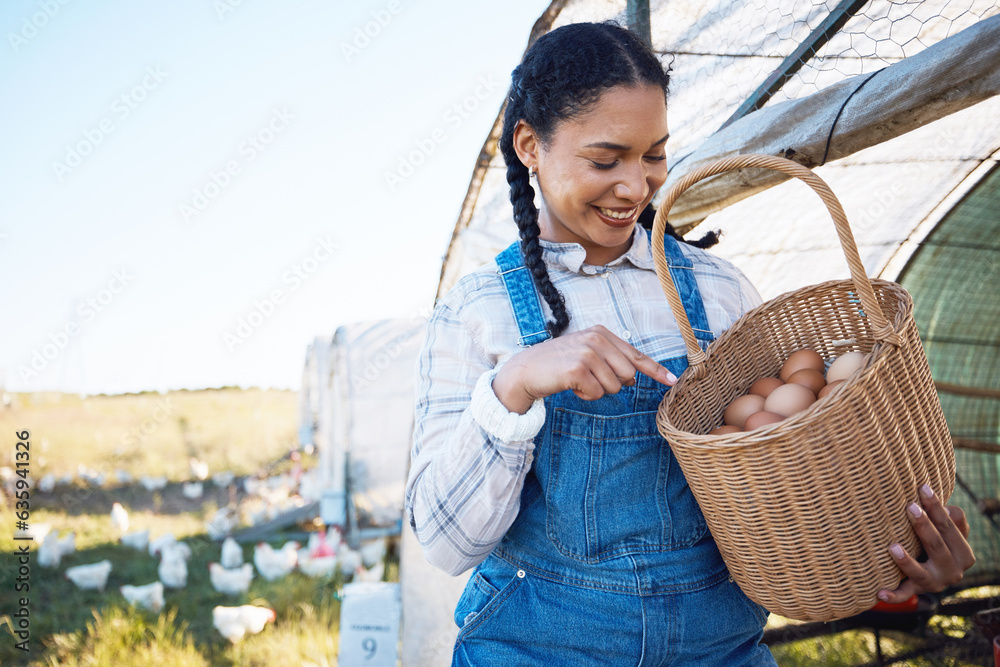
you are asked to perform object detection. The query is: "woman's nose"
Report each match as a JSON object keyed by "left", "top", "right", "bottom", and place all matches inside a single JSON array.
[{"left": 613, "top": 163, "right": 648, "bottom": 203}]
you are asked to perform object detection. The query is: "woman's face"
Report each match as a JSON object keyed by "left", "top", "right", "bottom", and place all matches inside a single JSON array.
[{"left": 514, "top": 84, "right": 669, "bottom": 266}]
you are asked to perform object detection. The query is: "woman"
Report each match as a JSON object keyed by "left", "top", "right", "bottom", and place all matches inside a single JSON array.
[{"left": 405, "top": 21, "right": 974, "bottom": 665}]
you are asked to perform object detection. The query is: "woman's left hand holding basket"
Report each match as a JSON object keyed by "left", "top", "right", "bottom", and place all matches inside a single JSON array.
[{"left": 877, "top": 483, "right": 976, "bottom": 603}]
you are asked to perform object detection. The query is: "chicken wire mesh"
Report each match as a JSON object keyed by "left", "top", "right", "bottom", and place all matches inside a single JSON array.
[{"left": 659, "top": 0, "right": 1000, "bottom": 164}]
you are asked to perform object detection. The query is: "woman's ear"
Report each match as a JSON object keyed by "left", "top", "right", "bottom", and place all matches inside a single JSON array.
[{"left": 512, "top": 119, "right": 540, "bottom": 171}]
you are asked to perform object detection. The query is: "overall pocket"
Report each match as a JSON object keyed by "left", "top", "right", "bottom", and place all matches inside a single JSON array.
[
  {"left": 545, "top": 408, "right": 708, "bottom": 563},
  {"left": 454, "top": 559, "right": 526, "bottom": 643}
]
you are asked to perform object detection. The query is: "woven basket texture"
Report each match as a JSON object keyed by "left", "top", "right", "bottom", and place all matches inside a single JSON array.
[{"left": 652, "top": 155, "right": 956, "bottom": 622}]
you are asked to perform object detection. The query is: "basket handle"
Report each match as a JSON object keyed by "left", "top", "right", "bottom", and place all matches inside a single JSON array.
[{"left": 652, "top": 154, "right": 902, "bottom": 376}]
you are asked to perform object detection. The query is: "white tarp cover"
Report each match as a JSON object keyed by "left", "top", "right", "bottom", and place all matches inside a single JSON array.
[{"left": 314, "top": 318, "right": 426, "bottom": 526}]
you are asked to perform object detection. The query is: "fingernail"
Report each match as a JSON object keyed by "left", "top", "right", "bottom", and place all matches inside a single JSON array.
[
  {"left": 920, "top": 484, "right": 934, "bottom": 498},
  {"left": 908, "top": 503, "right": 923, "bottom": 519},
  {"left": 666, "top": 370, "right": 678, "bottom": 383},
  {"left": 890, "top": 544, "right": 905, "bottom": 559},
  {"left": 877, "top": 591, "right": 890, "bottom": 602}
]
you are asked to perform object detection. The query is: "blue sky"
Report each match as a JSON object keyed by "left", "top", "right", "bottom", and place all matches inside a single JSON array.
[{"left": 0, "top": 0, "right": 551, "bottom": 394}]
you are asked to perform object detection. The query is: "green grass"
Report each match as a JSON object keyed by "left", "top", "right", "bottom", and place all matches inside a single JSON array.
[{"left": 0, "top": 388, "right": 386, "bottom": 666}]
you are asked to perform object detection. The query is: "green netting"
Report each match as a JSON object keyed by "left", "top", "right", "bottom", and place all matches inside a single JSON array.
[{"left": 898, "top": 164, "right": 1000, "bottom": 578}]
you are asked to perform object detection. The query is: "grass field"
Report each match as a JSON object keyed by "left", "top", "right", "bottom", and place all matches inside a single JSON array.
[
  {"left": 0, "top": 388, "right": 401, "bottom": 666},
  {"left": 0, "top": 388, "right": 993, "bottom": 665}
]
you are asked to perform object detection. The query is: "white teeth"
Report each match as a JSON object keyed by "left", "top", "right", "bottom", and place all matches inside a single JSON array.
[{"left": 597, "top": 206, "right": 636, "bottom": 220}]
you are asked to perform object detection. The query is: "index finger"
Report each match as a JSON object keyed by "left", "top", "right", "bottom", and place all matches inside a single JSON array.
[{"left": 599, "top": 331, "right": 678, "bottom": 387}]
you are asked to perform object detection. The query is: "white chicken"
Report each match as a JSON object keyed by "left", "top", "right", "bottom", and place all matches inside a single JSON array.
[
  {"left": 37, "top": 473, "right": 56, "bottom": 493},
  {"left": 57, "top": 531, "right": 76, "bottom": 557},
  {"left": 339, "top": 546, "right": 363, "bottom": 579},
  {"left": 209, "top": 562, "right": 254, "bottom": 595},
  {"left": 253, "top": 541, "right": 299, "bottom": 581},
  {"left": 221, "top": 537, "right": 243, "bottom": 569},
  {"left": 182, "top": 481, "right": 203, "bottom": 499},
  {"left": 359, "top": 538, "right": 387, "bottom": 569},
  {"left": 160, "top": 541, "right": 192, "bottom": 562},
  {"left": 212, "top": 605, "right": 275, "bottom": 643},
  {"left": 121, "top": 529, "right": 150, "bottom": 551},
  {"left": 65, "top": 560, "right": 112, "bottom": 591},
  {"left": 159, "top": 550, "right": 188, "bottom": 589},
  {"left": 205, "top": 507, "right": 239, "bottom": 540},
  {"left": 297, "top": 552, "right": 337, "bottom": 578},
  {"left": 148, "top": 532, "right": 177, "bottom": 557},
  {"left": 189, "top": 457, "right": 210, "bottom": 481},
  {"left": 211, "top": 471, "right": 235, "bottom": 487},
  {"left": 110, "top": 502, "right": 129, "bottom": 533},
  {"left": 354, "top": 560, "right": 385, "bottom": 584},
  {"left": 140, "top": 475, "right": 168, "bottom": 491},
  {"left": 115, "top": 469, "right": 133, "bottom": 485},
  {"left": 120, "top": 582, "right": 165, "bottom": 612},
  {"left": 38, "top": 533, "right": 62, "bottom": 568}
]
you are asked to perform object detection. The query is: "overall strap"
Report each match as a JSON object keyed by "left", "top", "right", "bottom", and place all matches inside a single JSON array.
[
  {"left": 496, "top": 242, "right": 552, "bottom": 347},
  {"left": 661, "top": 235, "right": 714, "bottom": 344}
]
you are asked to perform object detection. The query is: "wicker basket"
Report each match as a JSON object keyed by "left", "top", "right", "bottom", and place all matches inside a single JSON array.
[{"left": 651, "top": 154, "right": 956, "bottom": 622}]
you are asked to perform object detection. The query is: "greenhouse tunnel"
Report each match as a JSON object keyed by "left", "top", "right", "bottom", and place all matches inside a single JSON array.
[{"left": 898, "top": 163, "right": 1000, "bottom": 582}]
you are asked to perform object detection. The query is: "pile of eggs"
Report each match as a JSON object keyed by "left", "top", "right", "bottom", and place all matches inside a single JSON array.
[{"left": 708, "top": 348, "right": 868, "bottom": 435}]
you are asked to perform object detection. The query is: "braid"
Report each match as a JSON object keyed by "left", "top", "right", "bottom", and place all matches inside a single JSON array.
[{"left": 502, "top": 93, "right": 571, "bottom": 336}]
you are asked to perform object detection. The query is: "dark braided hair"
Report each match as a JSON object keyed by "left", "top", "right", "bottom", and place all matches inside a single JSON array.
[{"left": 499, "top": 21, "right": 712, "bottom": 337}]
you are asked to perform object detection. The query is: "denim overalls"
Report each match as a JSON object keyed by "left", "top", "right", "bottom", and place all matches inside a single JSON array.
[{"left": 452, "top": 234, "right": 776, "bottom": 666}]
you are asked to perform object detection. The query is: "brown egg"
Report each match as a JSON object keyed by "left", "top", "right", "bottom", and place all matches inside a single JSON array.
[
  {"left": 744, "top": 411, "right": 785, "bottom": 430},
  {"left": 723, "top": 394, "right": 766, "bottom": 429},
  {"left": 764, "top": 382, "right": 816, "bottom": 417},
  {"left": 748, "top": 376, "right": 783, "bottom": 399},
  {"left": 818, "top": 379, "right": 845, "bottom": 399},
  {"left": 780, "top": 348, "right": 825, "bottom": 382},
  {"left": 709, "top": 425, "right": 742, "bottom": 436},
  {"left": 826, "top": 351, "right": 867, "bottom": 383},
  {"left": 787, "top": 368, "right": 826, "bottom": 396}
]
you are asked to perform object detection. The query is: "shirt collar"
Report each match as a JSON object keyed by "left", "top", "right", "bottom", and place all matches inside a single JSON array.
[{"left": 539, "top": 225, "right": 657, "bottom": 274}]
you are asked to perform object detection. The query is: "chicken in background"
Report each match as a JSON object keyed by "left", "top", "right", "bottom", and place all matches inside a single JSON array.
[
  {"left": 110, "top": 502, "right": 129, "bottom": 534},
  {"left": 121, "top": 529, "right": 150, "bottom": 552},
  {"left": 212, "top": 605, "right": 276, "bottom": 643},
  {"left": 221, "top": 536, "right": 243, "bottom": 569},
  {"left": 139, "top": 475, "right": 168, "bottom": 491},
  {"left": 65, "top": 560, "right": 112, "bottom": 591},
  {"left": 120, "top": 582, "right": 165, "bottom": 613},
  {"left": 209, "top": 562, "right": 254, "bottom": 595},
  {"left": 159, "top": 549, "right": 188, "bottom": 589},
  {"left": 148, "top": 532, "right": 179, "bottom": 557},
  {"left": 189, "top": 457, "right": 210, "bottom": 481},
  {"left": 359, "top": 538, "right": 387, "bottom": 569},
  {"left": 253, "top": 541, "right": 299, "bottom": 582},
  {"left": 182, "top": 481, "right": 204, "bottom": 499},
  {"left": 205, "top": 507, "right": 239, "bottom": 540},
  {"left": 38, "top": 532, "right": 63, "bottom": 569}
]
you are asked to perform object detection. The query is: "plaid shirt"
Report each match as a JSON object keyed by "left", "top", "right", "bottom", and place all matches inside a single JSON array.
[{"left": 405, "top": 225, "right": 763, "bottom": 576}]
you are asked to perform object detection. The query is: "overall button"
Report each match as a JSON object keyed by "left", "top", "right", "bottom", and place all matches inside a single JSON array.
[{"left": 517, "top": 570, "right": 526, "bottom": 578}]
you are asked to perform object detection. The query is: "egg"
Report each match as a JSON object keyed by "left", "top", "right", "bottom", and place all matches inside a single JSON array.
[
  {"left": 744, "top": 411, "right": 785, "bottom": 430},
  {"left": 787, "top": 368, "right": 826, "bottom": 396},
  {"left": 780, "top": 348, "right": 826, "bottom": 381},
  {"left": 826, "top": 351, "right": 867, "bottom": 384},
  {"left": 818, "top": 379, "right": 845, "bottom": 399},
  {"left": 764, "top": 383, "right": 816, "bottom": 417},
  {"left": 709, "top": 425, "right": 742, "bottom": 436},
  {"left": 723, "top": 394, "right": 766, "bottom": 429},
  {"left": 748, "top": 376, "right": 783, "bottom": 399}
]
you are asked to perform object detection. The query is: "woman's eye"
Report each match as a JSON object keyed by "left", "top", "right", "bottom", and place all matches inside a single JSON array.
[
  {"left": 591, "top": 161, "right": 617, "bottom": 170},
  {"left": 644, "top": 155, "right": 667, "bottom": 163}
]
